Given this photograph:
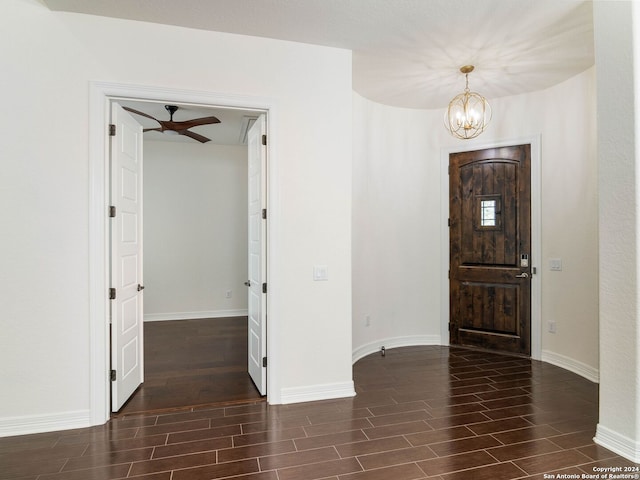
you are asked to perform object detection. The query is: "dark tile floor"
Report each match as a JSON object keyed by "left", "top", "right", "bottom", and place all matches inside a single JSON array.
[
  {"left": 1, "top": 346, "right": 637, "bottom": 479},
  {"left": 118, "top": 318, "right": 262, "bottom": 415}
]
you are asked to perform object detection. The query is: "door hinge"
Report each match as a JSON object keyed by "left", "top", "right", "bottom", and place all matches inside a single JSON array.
[
  {"left": 262, "top": 357, "right": 267, "bottom": 368},
  {"left": 262, "top": 134, "right": 267, "bottom": 146},
  {"left": 110, "top": 369, "right": 116, "bottom": 381},
  {"left": 447, "top": 218, "right": 451, "bottom": 227},
  {"left": 448, "top": 165, "right": 451, "bottom": 174},
  {"left": 109, "top": 124, "right": 116, "bottom": 136},
  {"left": 448, "top": 270, "right": 450, "bottom": 279},
  {"left": 262, "top": 208, "right": 267, "bottom": 219},
  {"left": 262, "top": 283, "right": 267, "bottom": 294},
  {"left": 448, "top": 323, "right": 451, "bottom": 332},
  {"left": 109, "top": 205, "right": 116, "bottom": 218},
  {"left": 109, "top": 288, "right": 116, "bottom": 300}
]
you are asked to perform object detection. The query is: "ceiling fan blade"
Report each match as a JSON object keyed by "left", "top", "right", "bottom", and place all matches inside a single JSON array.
[
  {"left": 169, "top": 116, "right": 221, "bottom": 130},
  {"left": 180, "top": 130, "right": 211, "bottom": 143},
  {"left": 122, "top": 106, "right": 161, "bottom": 124},
  {"left": 143, "top": 128, "right": 162, "bottom": 133}
]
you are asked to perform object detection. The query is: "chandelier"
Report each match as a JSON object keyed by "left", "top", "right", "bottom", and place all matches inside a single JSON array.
[{"left": 444, "top": 65, "right": 492, "bottom": 140}]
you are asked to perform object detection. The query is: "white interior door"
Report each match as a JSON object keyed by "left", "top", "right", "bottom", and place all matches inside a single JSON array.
[
  {"left": 247, "top": 114, "right": 267, "bottom": 395},
  {"left": 110, "top": 102, "right": 144, "bottom": 412}
]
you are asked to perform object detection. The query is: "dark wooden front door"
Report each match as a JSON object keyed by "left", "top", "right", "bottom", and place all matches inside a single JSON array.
[{"left": 449, "top": 145, "right": 531, "bottom": 356}]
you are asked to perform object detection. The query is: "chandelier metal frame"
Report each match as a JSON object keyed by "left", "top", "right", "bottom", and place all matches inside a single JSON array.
[{"left": 445, "top": 65, "right": 492, "bottom": 140}]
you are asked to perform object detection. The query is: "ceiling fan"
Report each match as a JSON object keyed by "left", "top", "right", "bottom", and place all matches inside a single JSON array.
[{"left": 123, "top": 105, "right": 221, "bottom": 143}]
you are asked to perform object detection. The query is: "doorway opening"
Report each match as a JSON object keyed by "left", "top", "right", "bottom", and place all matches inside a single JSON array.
[
  {"left": 88, "top": 83, "right": 274, "bottom": 423},
  {"left": 109, "top": 99, "right": 267, "bottom": 415}
]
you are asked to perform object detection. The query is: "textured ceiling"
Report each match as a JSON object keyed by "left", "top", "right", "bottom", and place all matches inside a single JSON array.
[{"left": 43, "top": 0, "right": 594, "bottom": 109}]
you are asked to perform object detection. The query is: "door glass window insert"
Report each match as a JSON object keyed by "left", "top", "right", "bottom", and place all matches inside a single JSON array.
[
  {"left": 481, "top": 199, "right": 496, "bottom": 226},
  {"left": 474, "top": 194, "right": 502, "bottom": 230}
]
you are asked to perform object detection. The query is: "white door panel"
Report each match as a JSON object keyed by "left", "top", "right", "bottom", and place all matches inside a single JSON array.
[
  {"left": 247, "top": 114, "right": 267, "bottom": 395},
  {"left": 110, "top": 102, "right": 144, "bottom": 412}
]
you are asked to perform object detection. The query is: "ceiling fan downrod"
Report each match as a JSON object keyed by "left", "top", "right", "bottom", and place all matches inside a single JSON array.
[{"left": 165, "top": 105, "right": 178, "bottom": 121}]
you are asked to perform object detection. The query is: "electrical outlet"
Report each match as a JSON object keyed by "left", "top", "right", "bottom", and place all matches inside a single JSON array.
[
  {"left": 225, "top": 290, "right": 232, "bottom": 299},
  {"left": 365, "top": 315, "right": 371, "bottom": 327},
  {"left": 548, "top": 321, "right": 556, "bottom": 333}
]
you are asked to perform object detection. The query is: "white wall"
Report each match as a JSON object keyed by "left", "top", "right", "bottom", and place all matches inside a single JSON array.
[
  {"left": 143, "top": 140, "right": 248, "bottom": 321},
  {"left": 593, "top": 0, "right": 640, "bottom": 462},
  {"left": 353, "top": 67, "right": 599, "bottom": 381},
  {"left": 0, "top": 0, "right": 352, "bottom": 434}
]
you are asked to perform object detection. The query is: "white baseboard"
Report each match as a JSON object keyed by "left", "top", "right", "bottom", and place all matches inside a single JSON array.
[
  {"left": 144, "top": 309, "right": 248, "bottom": 322},
  {"left": 352, "top": 335, "right": 441, "bottom": 364},
  {"left": 595, "top": 423, "right": 640, "bottom": 463},
  {"left": 541, "top": 350, "right": 599, "bottom": 383},
  {"left": 280, "top": 381, "right": 356, "bottom": 404},
  {"left": 0, "top": 410, "right": 91, "bottom": 438}
]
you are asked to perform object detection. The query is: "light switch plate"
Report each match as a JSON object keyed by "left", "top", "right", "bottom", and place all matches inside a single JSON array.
[
  {"left": 549, "top": 258, "right": 562, "bottom": 271},
  {"left": 313, "top": 265, "right": 328, "bottom": 281}
]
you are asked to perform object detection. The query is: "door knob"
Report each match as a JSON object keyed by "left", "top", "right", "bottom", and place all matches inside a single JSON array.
[
  {"left": 515, "top": 272, "right": 529, "bottom": 279},
  {"left": 244, "top": 280, "right": 251, "bottom": 287},
  {"left": 137, "top": 284, "right": 145, "bottom": 291}
]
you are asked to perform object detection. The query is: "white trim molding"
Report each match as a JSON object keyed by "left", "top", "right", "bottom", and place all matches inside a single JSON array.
[
  {"left": 144, "top": 310, "right": 248, "bottom": 322},
  {"left": 0, "top": 410, "right": 91, "bottom": 438},
  {"left": 595, "top": 424, "right": 640, "bottom": 463},
  {"left": 541, "top": 350, "right": 600, "bottom": 383},
  {"left": 352, "top": 335, "right": 441, "bottom": 364},
  {"left": 89, "top": 81, "right": 279, "bottom": 423},
  {"left": 280, "top": 382, "right": 356, "bottom": 404}
]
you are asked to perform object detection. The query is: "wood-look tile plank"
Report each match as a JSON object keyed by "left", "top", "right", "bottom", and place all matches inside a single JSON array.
[
  {"left": 37, "top": 463, "right": 131, "bottom": 480},
  {"left": 466, "top": 416, "right": 532, "bottom": 435},
  {"left": 367, "top": 410, "right": 432, "bottom": 427},
  {"left": 428, "top": 434, "right": 501, "bottom": 457},
  {"left": 294, "top": 430, "right": 368, "bottom": 451},
  {"left": 303, "top": 418, "right": 373, "bottom": 437},
  {"left": 426, "top": 412, "right": 490, "bottom": 430},
  {"left": 338, "top": 463, "right": 426, "bottom": 480},
  {"left": 82, "top": 433, "right": 168, "bottom": 455},
  {"left": 548, "top": 430, "right": 596, "bottom": 449},
  {"left": 357, "top": 445, "right": 437, "bottom": 470},
  {"left": 486, "top": 438, "right": 562, "bottom": 461},
  {"left": 233, "top": 426, "right": 307, "bottom": 447},
  {"left": 363, "top": 420, "right": 433, "bottom": 439},
  {"left": 439, "top": 461, "right": 526, "bottom": 480},
  {"left": 335, "top": 436, "right": 411, "bottom": 458},
  {"left": 62, "top": 447, "right": 153, "bottom": 471},
  {"left": 217, "top": 439, "right": 296, "bottom": 463},
  {"left": 167, "top": 424, "right": 240, "bottom": 444},
  {"left": 368, "top": 401, "right": 429, "bottom": 417},
  {"left": 152, "top": 436, "right": 233, "bottom": 459},
  {"left": 171, "top": 458, "right": 260, "bottom": 480},
  {"left": 417, "top": 450, "right": 498, "bottom": 476},
  {"left": 577, "top": 444, "right": 621, "bottom": 461},
  {"left": 258, "top": 446, "right": 340, "bottom": 470},
  {"left": 0, "top": 458, "right": 68, "bottom": 479},
  {"left": 513, "top": 449, "right": 593, "bottom": 475},
  {"left": 129, "top": 451, "right": 217, "bottom": 476},
  {"left": 492, "top": 425, "right": 562, "bottom": 444},
  {"left": 276, "top": 457, "right": 362, "bottom": 480},
  {"left": 405, "top": 426, "right": 477, "bottom": 447},
  {"left": 135, "top": 419, "right": 210, "bottom": 438}
]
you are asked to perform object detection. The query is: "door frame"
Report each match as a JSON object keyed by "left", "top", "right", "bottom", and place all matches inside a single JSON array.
[
  {"left": 88, "top": 81, "right": 279, "bottom": 425},
  {"left": 440, "top": 135, "right": 542, "bottom": 360}
]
